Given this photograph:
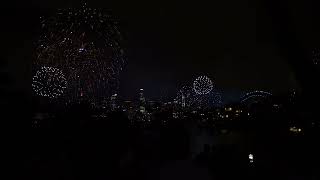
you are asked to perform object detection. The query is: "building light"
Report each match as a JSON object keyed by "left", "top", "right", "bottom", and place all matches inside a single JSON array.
[
  {"left": 78, "top": 47, "right": 85, "bottom": 52},
  {"left": 249, "top": 154, "right": 254, "bottom": 163},
  {"left": 289, "top": 127, "right": 303, "bottom": 133}
]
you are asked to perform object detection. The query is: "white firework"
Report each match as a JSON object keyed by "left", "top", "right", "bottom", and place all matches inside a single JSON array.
[
  {"left": 193, "top": 75, "right": 214, "bottom": 95},
  {"left": 35, "top": 2, "right": 125, "bottom": 103},
  {"left": 32, "top": 66, "right": 67, "bottom": 98}
]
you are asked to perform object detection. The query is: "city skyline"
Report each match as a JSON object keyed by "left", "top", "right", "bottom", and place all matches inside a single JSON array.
[{"left": 5, "top": 1, "right": 319, "bottom": 179}]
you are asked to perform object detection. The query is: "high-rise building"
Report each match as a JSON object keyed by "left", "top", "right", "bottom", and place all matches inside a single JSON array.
[
  {"left": 181, "top": 94, "right": 186, "bottom": 108},
  {"left": 139, "top": 89, "right": 146, "bottom": 104},
  {"left": 110, "top": 93, "right": 118, "bottom": 111},
  {"left": 139, "top": 89, "right": 146, "bottom": 113}
]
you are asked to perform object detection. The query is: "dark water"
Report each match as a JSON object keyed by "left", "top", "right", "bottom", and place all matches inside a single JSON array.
[{"left": 29, "top": 113, "right": 320, "bottom": 180}]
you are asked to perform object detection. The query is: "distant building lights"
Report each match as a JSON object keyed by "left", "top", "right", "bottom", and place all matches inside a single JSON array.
[
  {"left": 289, "top": 127, "right": 303, "bottom": 133},
  {"left": 249, "top": 154, "right": 254, "bottom": 163}
]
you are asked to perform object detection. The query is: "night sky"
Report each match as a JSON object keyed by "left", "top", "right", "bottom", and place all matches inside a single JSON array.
[{"left": 1, "top": 0, "right": 318, "bottom": 102}]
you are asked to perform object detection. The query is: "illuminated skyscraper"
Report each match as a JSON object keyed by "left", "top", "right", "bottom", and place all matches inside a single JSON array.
[
  {"left": 181, "top": 94, "right": 186, "bottom": 108},
  {"left": 110, "top": 93, "right": 118, "bottom": 111},
  {"left": 139, "top": 89, "right": 146, "bottom": 113}
]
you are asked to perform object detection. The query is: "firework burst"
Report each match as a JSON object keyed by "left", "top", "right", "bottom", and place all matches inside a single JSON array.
[
  {"left": 34, "top": 3, "right": 125, "bottom": 103},
  {"left": 193, "top": 75, "right": 214, "bottom": 95},
  {"left": 32, "top": 66, "right": 67, "bottom": 99}
]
